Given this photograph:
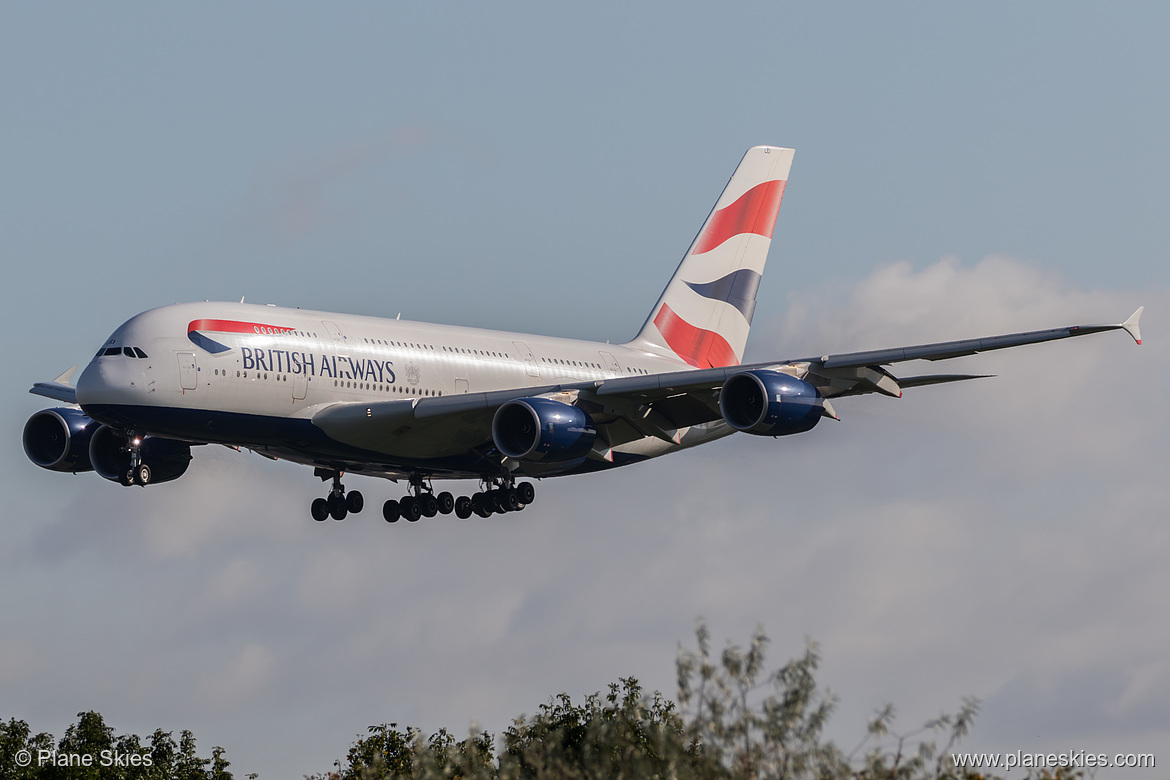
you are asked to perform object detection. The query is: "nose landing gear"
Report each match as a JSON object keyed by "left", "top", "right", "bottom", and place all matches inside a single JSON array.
[{"left": 119, "top": 433, "right": 151, "bottom": 487}]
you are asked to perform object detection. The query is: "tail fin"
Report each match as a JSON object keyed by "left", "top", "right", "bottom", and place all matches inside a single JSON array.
[{"left": 626, "top": 146, "right": 794, "bottom": 368}]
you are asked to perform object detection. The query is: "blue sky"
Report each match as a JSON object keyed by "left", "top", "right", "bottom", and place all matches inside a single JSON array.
[{"left": 3, "top": 3, "right": 1167, "bottom": 777}]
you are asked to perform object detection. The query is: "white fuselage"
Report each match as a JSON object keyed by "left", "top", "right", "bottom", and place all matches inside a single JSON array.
[{"left": 74, "top": 301, "right": 733, "bottom": 479}]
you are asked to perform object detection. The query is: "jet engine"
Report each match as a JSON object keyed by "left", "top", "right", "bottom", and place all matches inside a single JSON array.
[
  {"left": 492, "top": 397, "right": 597, "bottom": 462},
  {"left": 89, "top": 425, "right": 193, "bottom": 485},
  {"left": 23, "top": 408, "right": 98, "bottom": 473},
  {"left": 719, "top": 370, "right": 824, "bottom": 436}
]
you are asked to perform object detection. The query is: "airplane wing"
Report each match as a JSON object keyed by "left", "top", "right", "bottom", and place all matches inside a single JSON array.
[
  {"left": 589, "top": 305, "right": 1143, "bottom": 401},
  {"left": 29, "top": 366, "right": 79, "bottom": 404},
  {"left": 311, "top": 308, "right": 1142, "bottom": 461}
]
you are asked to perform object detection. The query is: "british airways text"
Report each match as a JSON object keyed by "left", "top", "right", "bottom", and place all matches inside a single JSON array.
[{"left": 240, "top": 347, "right": 396, "bottom": 383}]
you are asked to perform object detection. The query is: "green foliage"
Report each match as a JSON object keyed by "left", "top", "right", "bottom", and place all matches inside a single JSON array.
[
  {"left": 5, "top": 624, "right": 1084, "bottom": 780},
  {"left": 316, "top": 622, "right": 1025, "bottom": 780},
  {"left": 0, "top": 712, "right": 232, "bottom": 780}
]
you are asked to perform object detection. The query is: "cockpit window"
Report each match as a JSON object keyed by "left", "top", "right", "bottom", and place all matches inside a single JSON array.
[
  {"left": 104, "top": 347, "right": 121, "bottom": 356},
  {"left": 133, "top": 347, "right": 148, "bottom": 358},
  {"left": 123, "top": 347, "right": 135, "bottom": 357}
]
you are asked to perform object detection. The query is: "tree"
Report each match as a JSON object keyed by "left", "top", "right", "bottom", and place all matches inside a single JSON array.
[
  {"left": 0, "top": 713, "right": 233, "bottom": 780},
  {"left": 319, "top": 622, "right": 1007, "bottom": 780}
]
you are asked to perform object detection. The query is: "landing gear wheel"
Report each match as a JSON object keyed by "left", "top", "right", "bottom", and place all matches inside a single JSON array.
[
  {"left": 382, "top": 499, "right": 400, "bottom": 523},
  {"left": 490, "top": 490, "right": 508, "bottom": 513},
  {"left": 472, "top": 492, "right": 493, "bottom": 518},
  {"left": 420, "top": 494, "right": 438, "bottom": 518},
  {"left": 437, "top": 492, "right": 455, "bottom": 515},
  {"left": 119, "top": 471, "right": 133, "bottom": 487},
  {"left": 311, "top": 498, "right": 329, "bottom": 522},
  {"left": 503, "top": 488, "right": 521, "bottom": 512},
  {"left": 400, "top": 496, "right": 422, "bottom": 522},
  {"left": 454, "top": 495, "right": 473, "bottom": 519},
  {"left": 345, "top": 490, "right": 364, "bottom": 514},
  {"left": 136, "top": 464, "right": 152, "bottom": 486},
  {"left": 517, "top": 482, "right": 535, "bottom": 504},
  {"left": 328, "top": 494, "right": 348, "bottom": 521}
]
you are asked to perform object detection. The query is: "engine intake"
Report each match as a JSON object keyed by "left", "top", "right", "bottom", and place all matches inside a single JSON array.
[
  {"left": 492, "top": 397, "right": 596, "bottom": 462},
  {"left": 23, "top": 408, "right": 97, "bottom": 473},
  {"left": 89, "top": 425, "right": 193, "bottom": 485},
  {"left": 719, "top": 371, "right": 824, "bottom": 436}
]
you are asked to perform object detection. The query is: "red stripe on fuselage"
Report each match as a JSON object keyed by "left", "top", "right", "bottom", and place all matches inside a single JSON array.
[
  {"left": 652, "top": 303, "right": 739, "bottom": 369},
  {"left": 692, "top": 179, "right": 786, "bottom": 255},
  {"left": 187, "top": 319, "right": 294, "bottom": 336}
]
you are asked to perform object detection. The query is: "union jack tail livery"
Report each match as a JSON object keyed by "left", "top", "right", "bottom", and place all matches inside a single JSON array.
[{"left": 627, "top": 145, "right": 794, "bottom": 368}]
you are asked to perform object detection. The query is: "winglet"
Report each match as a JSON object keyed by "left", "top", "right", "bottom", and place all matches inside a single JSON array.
[
  {"left": 48, "top": 365, "right": 79, "bottom": 385},
  {"left": 1120, "top": 306, "right": 1144, "bottom": 345}
]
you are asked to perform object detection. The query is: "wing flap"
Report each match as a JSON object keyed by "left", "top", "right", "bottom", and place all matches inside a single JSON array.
[{"left": 897, "top": 374, "right": 992, "bottom": 389}]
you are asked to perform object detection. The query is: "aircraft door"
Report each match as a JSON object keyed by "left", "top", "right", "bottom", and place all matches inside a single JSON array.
[
  {"left": 322, "top": 320, "right": 349, "bottom": 356},
  {"left": 454, "top": 378, "right": 469, "bottom": 394},
  {"left": 292, "top": 370, "right": 308, "bottom": 400},
  {"left": 598, "top": 351, "right": 621, "bottom": 377},
  {"left": 513, "top": 341, "right": 540, "bottom": 384},
  {"left": 178, "top": 352, "right": 198, "bottom": 390}
]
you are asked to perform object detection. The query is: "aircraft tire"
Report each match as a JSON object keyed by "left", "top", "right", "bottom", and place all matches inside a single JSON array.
[
  {"left": 517, "top": 482, "right": 535, "bottom": 504},
  {"left": 136, "top": 464, "right": 152, "bottom": 486},
  {"left": 328, "top": 494, "right": 348, "bottom": 521},
  {"left": 401, "top": 496, "right": 422, "bottom": 522},
  {"left": 454, "top": 496, "right": 473, "bottom": 519},
  {"left": 503, "top": 489, "right": 521, "bottom": 512},
  {"left": 471, "top": 492, "right": 492, "bottom": 517},
  {"left": 420, "top": 494, "right": 438, "bottom": 517},
  {"left": 311, "top": 498, "right": 329, "bottom": 522},
  {"left": 437, "top": 491, "right": 455, "bottom": 514},
  {"left": 346, "top": 490, "right": 364, "bottom": 514},
  {"left": 382, "top": 499, "right": 400, "bottom": 523}
]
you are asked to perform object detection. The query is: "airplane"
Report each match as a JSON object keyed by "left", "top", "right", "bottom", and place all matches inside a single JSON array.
[{"left": 23, "top": 146, "right": 1144, "bottom": 523}]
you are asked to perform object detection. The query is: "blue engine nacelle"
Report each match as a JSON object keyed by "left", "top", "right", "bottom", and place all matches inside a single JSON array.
[
  {"left": 492, "top": 397, "right": 597, "bottom": 462},
  {"left": 719, "top": 370, "right": 824, "bottom": 436},
  {"left": 89, "top": 425, "right": 192, "bottom": 485},
  {"left": 23, "top": 408, "right": 98, "bottom": 473}
]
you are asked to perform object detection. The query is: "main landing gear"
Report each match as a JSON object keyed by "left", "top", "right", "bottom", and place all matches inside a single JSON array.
[
  {"left": 307, "top": 471, "right": 536, "bottom": 524},
  {"left": 381, "top": 474, "right": 451, "bottom": 523},
  {"left": 310, "top": 471, "right": 364, "bottom": 522},
  {"left": 380, "top": 474, "right": 536, "bottom": 524}
]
